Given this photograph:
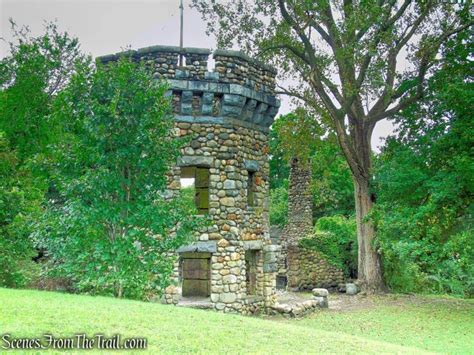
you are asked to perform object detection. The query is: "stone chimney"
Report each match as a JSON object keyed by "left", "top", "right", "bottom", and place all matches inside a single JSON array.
[{"left": 285, "top": 157, "right": 313, "bottom": 245}]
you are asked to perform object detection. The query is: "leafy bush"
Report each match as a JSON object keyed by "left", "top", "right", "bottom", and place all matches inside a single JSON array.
[
  {"left": 33, "top": 59, "right": 203, "bottom": 300},
  {"left": 376, "top": 209, "right": 473, "bottom": 296},
  {"left": 269, "top": 182, "right": 288, "bottom": 227},
  {"left": 300, "top": 215, "right": 357, "bottom": 277},
  {"left": 0, "top": 132, "right": 43, "bottom": 287}
]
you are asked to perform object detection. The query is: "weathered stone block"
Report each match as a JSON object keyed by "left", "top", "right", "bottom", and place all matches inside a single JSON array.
[
  {"left": 176, "top": 242, "right": 216, "bottom": 253},
  {"left": 346, "top": 283, "right": 359, "bottom": 295},
  {"left": 314, "top": 296, "right": 328, "bottom": 308},
  {"left": 202, "top": 92, "right": 214, "bottom": 104},
  {"left": 189, "top": 81, "right": 209, "bottom": 91},
  {"left": 177, "top": 156, "right": 214, "bottom": 167},
  {"left": 176, "top": 69, "right": 190, "bottom": 79},
  {"left": 221, "top": 105, "right": 243, "bottom": 117},
  {"left": 243, "top": 240, "right": 263, "bottom": 250},
  {"left": 204, "top": 72, "right": 219, "bottom": 80},
  {"left": 223, "top": 94, "right": 246, "bottom": 106},
  {"left": 244, "top": 160, "right": 259, "bottom": 172},
  {"left": 263, "top": 263, "right": 278, "bottom": 273},
  {"left": 220, "top": 197, "right": 235, "bottom": 207},
  {"left": 312, "top": 288, "right": 329, "bottom": 297},
  {"left": 223, "top": 180, "right": 236, "bottom": 189},
  {"left": 223, "top": 274, "right": 238, "bottom": 284}
]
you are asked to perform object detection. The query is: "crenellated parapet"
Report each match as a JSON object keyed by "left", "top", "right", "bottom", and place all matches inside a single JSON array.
[{"left": 97, "top": 45, "right": 280, "bottom": 130}]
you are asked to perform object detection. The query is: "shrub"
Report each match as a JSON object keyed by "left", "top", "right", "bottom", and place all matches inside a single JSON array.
[
  {"left": 33, "top": 59, "right": 203, "bottom": 300},
  {"left": 300, "top": 215, "right": 357, "bottom": 277},
  {"left": 269, "top": 183, "right": 288, "bottom": 227}
]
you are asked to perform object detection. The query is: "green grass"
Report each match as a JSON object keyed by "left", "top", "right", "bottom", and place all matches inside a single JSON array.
[{"left": 0, "top": 288, "right": 472, "bottom": 354}]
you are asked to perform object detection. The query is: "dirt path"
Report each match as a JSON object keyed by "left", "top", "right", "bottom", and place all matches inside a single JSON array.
[
  {"left": 275, "top": 290, "right": 473, "bottom": 313},
  {"left": 328, "top": 293, "right": 473, "bottom": 312}
]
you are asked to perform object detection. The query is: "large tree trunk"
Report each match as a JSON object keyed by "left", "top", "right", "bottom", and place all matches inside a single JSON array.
[
  {"left": 336, "top": 118, "right": 386, "bottom": 293},
  {"left": 353, "top": 175, "right": 385, "bottom": 293}
]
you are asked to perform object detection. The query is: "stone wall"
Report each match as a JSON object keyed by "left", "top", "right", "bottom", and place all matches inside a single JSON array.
[
  {"left": 283, "top": 157, "right": 313, "bottom": 245},
  {"left": 287, "top": 246, "right": 344, "bottom": 290}
]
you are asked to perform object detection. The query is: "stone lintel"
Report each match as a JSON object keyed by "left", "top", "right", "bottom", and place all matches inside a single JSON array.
[
  {"left": 177, "top": 155, "right": 214, "bottom": 168},
  {"left": 243, "top": 240, "right": 263, "bottom": 250},
  {"left": 244, "top": 160, "right": 259, "bottom": 172},
  {"left": 179, "top": 252, "right": 212, "bottom": 259},
  {"left": 264, "top": 244, "right": 281, "bottom": 253},
  {"left": 176, "top": 241, "right": 217, "bottom": 254}
]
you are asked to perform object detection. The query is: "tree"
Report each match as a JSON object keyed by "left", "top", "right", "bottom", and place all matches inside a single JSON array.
[
  {"left": 34, "top": 58, "right": 201, "bottom": 299},
  {"left": 0, "top": 20, "right": 89, "bottom": 287},
  {"left": 269, "top": 110, "right": 353, "bottom": 225},
  {"left": 192, "top": 0, "right": 472, "bottom": 291},
  {"left": 0, "top": 133, "right": 42, "bottom": 287},
  {"left": 0, "top": 19, "right": 90, "bottom": 161},
  {"left": 373, "top": 27, "right": 473, "bottom": 296}
]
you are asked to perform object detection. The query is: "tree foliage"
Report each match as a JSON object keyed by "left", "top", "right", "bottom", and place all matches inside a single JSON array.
[
  {"left": 373, "top": 28, "right": 473, "bottom": 296},
  {"left": 33, "top": 58, "right": 202, "bottom": 300},
  {"left": 0, "top": 133, "right": 42, "bottom": 287},
  {"left": 0, "top": 21, "right": 89, "bottom": 287},
  {"left": 0, "top": 19, "right": 90, "bottom": 161},
  {"left": 269, "top": 111, "right": 353, "bottom": 226},
  {"left": 300, "top": 215, "right": 357, "bottom": 277}
]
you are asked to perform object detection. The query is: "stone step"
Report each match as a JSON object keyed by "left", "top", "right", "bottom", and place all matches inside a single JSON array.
[{"left": 177, "top": 298, "right": 214, "bottom": 310}]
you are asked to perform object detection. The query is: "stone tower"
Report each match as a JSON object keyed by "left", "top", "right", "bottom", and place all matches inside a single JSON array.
[{"left": 97, "top": 45, "right": 281, "bottom": 314}]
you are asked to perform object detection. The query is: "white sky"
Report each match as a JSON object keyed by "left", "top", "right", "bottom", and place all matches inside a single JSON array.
[{"left": 0, "top": 0, "right": 394, "bottom": 151}]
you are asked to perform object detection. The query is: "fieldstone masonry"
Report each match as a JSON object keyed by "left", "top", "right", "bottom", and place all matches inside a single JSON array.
[
  {"left": 97, "top": 45, "right": 281, "bottom": 314},
  {"left": 276, "top": 157, "right": 344, "bottom": 290}
]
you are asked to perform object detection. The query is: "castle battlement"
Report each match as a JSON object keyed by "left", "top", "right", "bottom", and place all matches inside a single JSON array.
[
  {"left": 97, "top": 45, "right": 276, "bottom": 92},
  {"left": 97, "top": 45, "right": 280, "bottom": 130}
]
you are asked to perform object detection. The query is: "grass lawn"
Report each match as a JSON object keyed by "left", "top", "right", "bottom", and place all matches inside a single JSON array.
[{"left": 0, "top": 288, "right": 472, "bottom": 354}]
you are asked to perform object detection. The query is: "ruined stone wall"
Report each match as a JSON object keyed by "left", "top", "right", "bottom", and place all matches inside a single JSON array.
[
  {"left": 284, "top": 157, "right": 313, "bottom": 244},
  {"left": 214, "top": 50, "right": 276, "bottom": 93},
  {"left": 276, "top": 157, "right": 345, "bottom": 290},
  {"left": 287, "top": 246, "right": 344, "bottom": 290},
  {"left": 277, "top": 158, "right": 313, "bottom": 282},
  {"left": 98, "top": 46, "right": 277, "bottom": 94}
]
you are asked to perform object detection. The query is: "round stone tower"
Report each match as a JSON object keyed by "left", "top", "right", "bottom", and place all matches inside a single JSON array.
[{"left": 97, "top": 46, "right": 281, "bottom": 314}]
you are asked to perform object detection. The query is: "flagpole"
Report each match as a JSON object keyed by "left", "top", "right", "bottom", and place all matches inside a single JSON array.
[{"left": 179, "top": 0, "right": 184, "bottom": 66}]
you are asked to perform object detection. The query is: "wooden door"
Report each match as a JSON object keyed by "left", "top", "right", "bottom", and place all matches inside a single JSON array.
[{"left": 182, "top": 257, "right": 210, "bottom": 297}]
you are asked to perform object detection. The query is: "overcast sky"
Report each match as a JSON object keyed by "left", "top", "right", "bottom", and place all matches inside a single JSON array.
[{"left": 1, "top": 0, "right": 394, "bottom": 151}]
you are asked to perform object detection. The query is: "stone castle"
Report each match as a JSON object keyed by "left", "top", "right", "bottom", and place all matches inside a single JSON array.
[{"left": 98, "top": 45, "right": 281, "bottom": 314}]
